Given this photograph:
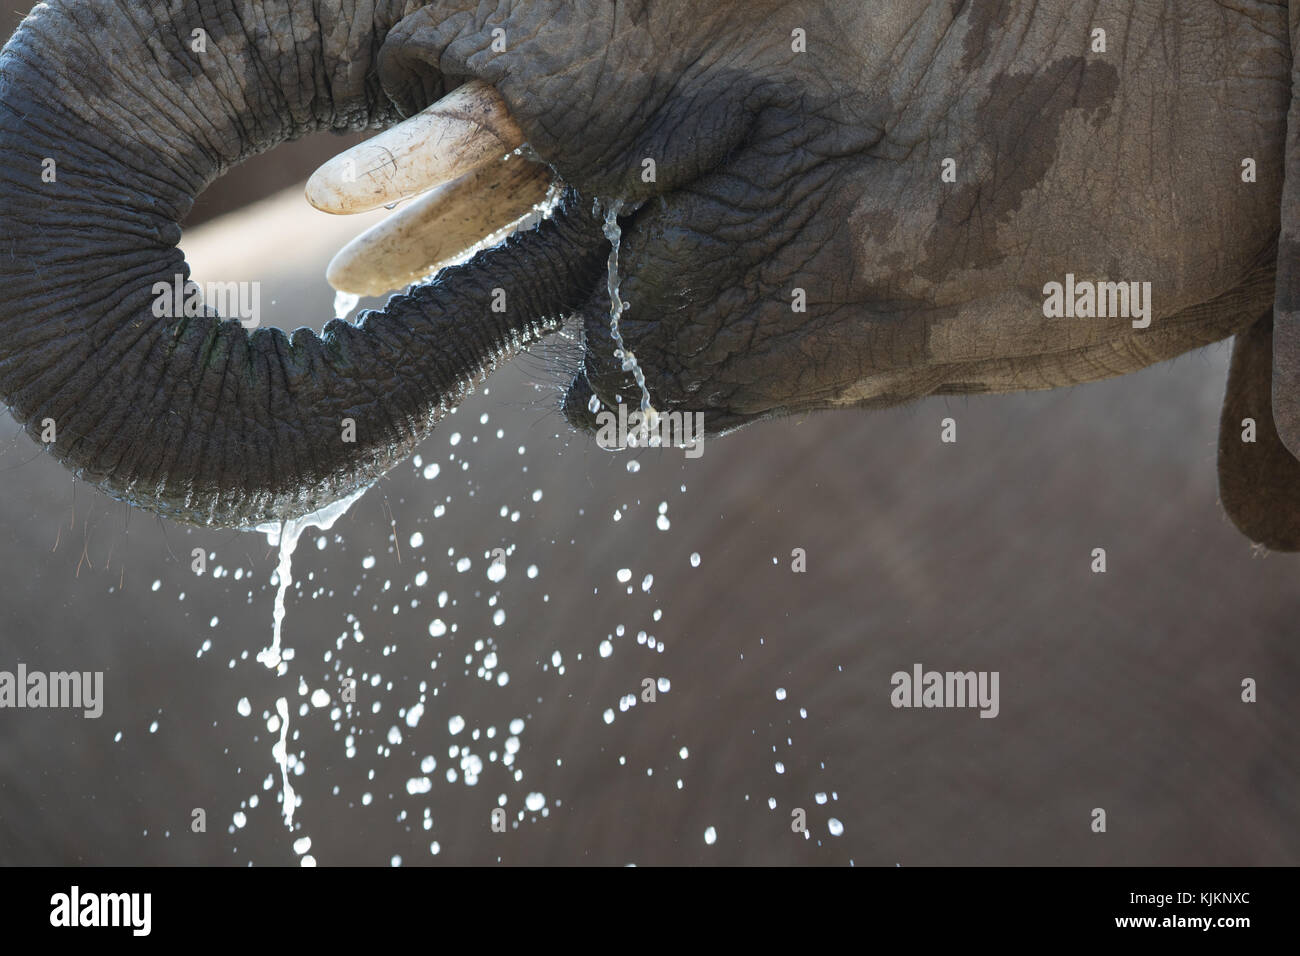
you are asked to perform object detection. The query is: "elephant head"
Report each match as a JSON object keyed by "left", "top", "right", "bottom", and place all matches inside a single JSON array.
[{"left": 2, "top": 1, "right": 1299, "bottom": 549}]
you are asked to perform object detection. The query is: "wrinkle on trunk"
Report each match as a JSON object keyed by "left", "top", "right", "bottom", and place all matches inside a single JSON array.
[{"left": 0, "top": 1, "right": 603, "bottom": 528}]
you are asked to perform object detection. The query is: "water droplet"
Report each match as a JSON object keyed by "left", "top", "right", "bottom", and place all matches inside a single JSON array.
[{"left": 405, "top": 702, "right": 424, "bottom": 727}]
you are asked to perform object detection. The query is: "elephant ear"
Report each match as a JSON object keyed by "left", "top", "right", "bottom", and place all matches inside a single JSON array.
[{"left": 1218, "top": 313, "right": 1300, "bottom": 551}]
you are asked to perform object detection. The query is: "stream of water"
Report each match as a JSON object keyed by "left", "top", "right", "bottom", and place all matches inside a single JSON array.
[
  {"left": 601, "top": 200, "right": 660, "bottom": 446},
  {"left": 250, "top": 483, "right": 370, "bottom": 834}
]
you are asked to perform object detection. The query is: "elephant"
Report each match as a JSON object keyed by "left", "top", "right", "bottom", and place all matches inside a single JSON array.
[{"left": 1, "top": 1, "right": 1299, "bottom": 549}]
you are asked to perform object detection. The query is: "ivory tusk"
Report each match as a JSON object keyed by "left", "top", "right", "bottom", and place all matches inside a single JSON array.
[
  {"left": 325, "top": 155, "right": 555, "bottom": 296},
  {"left": 306, "top": 80, "right": 527, "bottom": 215}
]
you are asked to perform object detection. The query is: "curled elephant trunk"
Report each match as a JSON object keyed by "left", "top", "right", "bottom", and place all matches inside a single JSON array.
[{"left": 0, "top": 1, "right": 605, "bottom": 528}]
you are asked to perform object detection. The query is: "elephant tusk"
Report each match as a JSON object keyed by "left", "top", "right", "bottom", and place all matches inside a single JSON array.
[
  {"left": 305, "top": 80, "right": 527, "bottom": 215},
  {"left": 325, "top": 154, "right": 556, "bottom": 296}
]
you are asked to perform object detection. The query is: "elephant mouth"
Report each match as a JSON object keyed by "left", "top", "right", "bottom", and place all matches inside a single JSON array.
[{"left": 308, "top": 79, "right": 695, "bottom": 442}]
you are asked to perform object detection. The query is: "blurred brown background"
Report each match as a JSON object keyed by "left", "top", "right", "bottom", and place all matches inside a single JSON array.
[{"left": 1, "top": 7, "right": 1297, "bottom": 866}]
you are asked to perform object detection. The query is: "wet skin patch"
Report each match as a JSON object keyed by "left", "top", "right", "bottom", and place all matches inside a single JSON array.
[{"left": 916, "top": 56, "right": 1120, "bottom": 281}]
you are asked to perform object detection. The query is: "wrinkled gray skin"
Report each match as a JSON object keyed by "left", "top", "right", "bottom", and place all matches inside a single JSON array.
[{"left": 1, "top": 2, "right": 1299, "bottom": 547}]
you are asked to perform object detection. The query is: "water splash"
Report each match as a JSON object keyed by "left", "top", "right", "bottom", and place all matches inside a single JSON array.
[{"left": 601, "top": 200, "right": 660, "bottom": 446}]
